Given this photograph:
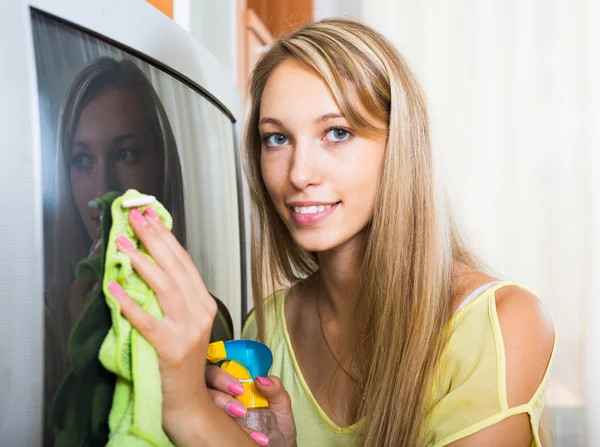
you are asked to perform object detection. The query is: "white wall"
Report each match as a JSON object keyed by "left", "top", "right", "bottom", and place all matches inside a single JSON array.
[
  {"left": 173, "top": 0, "right": 237, "bottom": 81},
  {"left": 314, "top": 0, "right": 361, "bottom": 21},
  {"left": 584, "top": 0, "right": 600, "bottom": 442}
]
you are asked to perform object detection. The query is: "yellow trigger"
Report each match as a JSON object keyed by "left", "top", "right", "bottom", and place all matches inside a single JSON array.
[{"left": 221, "top": 361, "right": 252, "bottom": 380}]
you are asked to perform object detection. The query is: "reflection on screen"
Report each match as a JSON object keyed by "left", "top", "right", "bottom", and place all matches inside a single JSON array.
[{"left": 32, "top": 10, "right": 241, "bottom": 446}]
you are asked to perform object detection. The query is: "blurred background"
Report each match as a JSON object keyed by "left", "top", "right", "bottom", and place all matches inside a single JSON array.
[{"left": 149, "top": 0, "right": 597, "bottom": 445}]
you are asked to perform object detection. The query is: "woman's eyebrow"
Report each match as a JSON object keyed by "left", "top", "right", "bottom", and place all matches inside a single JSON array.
[
  {"left": 314, "top": 113, "right": 345, "bottom": 124},
  {"left": 259, "top": 117, "right": 283, "bottom": 126},
  {"left": 259, "top": 113, "right": 345, "bottom": 127}
]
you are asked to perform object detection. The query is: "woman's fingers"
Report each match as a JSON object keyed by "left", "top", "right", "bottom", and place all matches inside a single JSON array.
[
  {"left": 205, "top": 369, "right": 271, "bottom": 444},
  {"left": 143, "top": 208, "right": 198, "bottom": 277},
  {"left": 115, "top": 236, "right": 187, "bottom": 318},
  {"left": 247, "top": 430, "right": 270, "bottom": 446},
  {"left": 254, "top": 376, "right": 293, "bottom": 417},
  {"left": 142, "top": 208, "right": 213, "bottom": 316},
  {"left": 206, "top": 365, "right": 245, "bottom": 395},
  {"left": 127, "top": 208, "right": 213, "bottom": 315},
  {"left": 254, "top": 376, "right": 297, "bottom": 445},
  {"left": 127, "top": 209, "right": 192, "bottom": 290},
  {"left": 108, "top": 281, "right": 164, "bottom": 349},
  {"left": 207, "top": 388, "right": 248, "bottom": 418}
]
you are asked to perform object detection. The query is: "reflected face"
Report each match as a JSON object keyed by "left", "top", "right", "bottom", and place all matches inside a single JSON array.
[
  {"left": 70, "top": 87, "right": 160, "bottom": 240},
  {"left": 259, "top": 59, "right": 387, "bottom": 253}
]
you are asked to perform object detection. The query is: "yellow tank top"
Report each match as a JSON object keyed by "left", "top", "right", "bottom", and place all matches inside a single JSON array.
[{"left": 242, "top": 281, "right": 555, "bottom": 446}]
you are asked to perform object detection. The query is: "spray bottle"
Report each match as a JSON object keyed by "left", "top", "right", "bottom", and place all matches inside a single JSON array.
[{"left": 207, "top": 340, "right": 286, "bottom": 446}]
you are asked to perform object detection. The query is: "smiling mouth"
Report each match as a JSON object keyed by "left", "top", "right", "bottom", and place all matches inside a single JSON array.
[
  {"left": 289, "top": 201, "right": 341, "bottom": 215},
  {"left": 288, "top": 201, "right": 341, "bottom": 225}
]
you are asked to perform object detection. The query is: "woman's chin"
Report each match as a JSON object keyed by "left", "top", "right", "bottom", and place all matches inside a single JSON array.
[{"left": 290, "top": 232, "right": 341, "bottom": 253}]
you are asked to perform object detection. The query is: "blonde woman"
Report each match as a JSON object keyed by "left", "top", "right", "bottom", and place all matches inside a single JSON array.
[{"left": 112, "top": 19, "right": 555, "bottom": 447}]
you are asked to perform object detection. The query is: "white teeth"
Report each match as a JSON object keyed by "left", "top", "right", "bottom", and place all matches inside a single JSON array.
[{"left": 292, "top": 204, "right": 334, "bottom": 214}]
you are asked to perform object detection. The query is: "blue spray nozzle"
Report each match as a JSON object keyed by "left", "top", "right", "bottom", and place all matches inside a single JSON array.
[{"left": 207, "top": 340, "right": 273, "bottom": 379}]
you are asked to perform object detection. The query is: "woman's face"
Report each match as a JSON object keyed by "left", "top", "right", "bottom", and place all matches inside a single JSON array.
[
  {"left": 260, "top": 59, "right": 387, "bottom": 253},
  {"left": 70, "top": 86, "right": 160, "bottom": 240}
]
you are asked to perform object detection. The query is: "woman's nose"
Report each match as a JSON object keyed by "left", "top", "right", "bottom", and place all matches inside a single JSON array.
[{"left": 288, "top": 140, "right": 322, "bottom": 190}]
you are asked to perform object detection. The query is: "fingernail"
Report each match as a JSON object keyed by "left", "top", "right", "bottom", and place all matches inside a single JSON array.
[
  {"left": 130, "top": 208, "right": 146, "bottom": 224},
  {"left": 256, "top": 377, "right": 271, "bottom": 386},
  {"left": 108, "top": 281, "right": 125, "bottom": 297},
  {"left": 144, "top": 206, "right": 158, "bottom": 220},
  {"left": 228, "top": 381, "right": 245, "bottom": 395},
  {"left": 250, "top": 432, "right": 269, "bottom": 446},
  {"left": 227, "top": 402, "right": 247, "bottom": 418},
  {"left": 116, "top": 235, "right": 135, "bottom": 250}
]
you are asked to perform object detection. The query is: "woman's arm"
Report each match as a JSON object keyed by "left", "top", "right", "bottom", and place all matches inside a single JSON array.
[{"left": 447, "top": 286, "right": 555, "bottom": 447}]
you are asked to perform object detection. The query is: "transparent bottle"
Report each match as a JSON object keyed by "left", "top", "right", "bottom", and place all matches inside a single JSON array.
[{"left": 237, "top": 388, "right": 286, "bottom": 447}]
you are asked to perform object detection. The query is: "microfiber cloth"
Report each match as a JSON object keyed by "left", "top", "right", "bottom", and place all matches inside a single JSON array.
[{"left": 99, "top": 189, "right": 175, "bottom": 446}]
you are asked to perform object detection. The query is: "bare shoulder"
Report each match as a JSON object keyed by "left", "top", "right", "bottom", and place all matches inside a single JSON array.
[{"left": 495, "top": 285, "right": 555, "bottom": 407}]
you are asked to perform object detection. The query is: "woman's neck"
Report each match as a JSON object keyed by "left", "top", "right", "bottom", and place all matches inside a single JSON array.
[{"left": 315, "top": 235, "right": 363, "bottom": 322}]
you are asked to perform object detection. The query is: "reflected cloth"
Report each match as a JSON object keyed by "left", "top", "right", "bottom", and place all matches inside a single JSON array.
[
  {"left": 51, "top": 190, "right": 233, "bottom": 446},
  {"left": 51, "top": 191, "right": 121, "bottom": 446}
]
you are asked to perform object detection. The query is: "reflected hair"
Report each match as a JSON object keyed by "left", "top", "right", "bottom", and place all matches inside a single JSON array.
[{"left": 47, "top": 57, "right": 186, "bottom": 406}]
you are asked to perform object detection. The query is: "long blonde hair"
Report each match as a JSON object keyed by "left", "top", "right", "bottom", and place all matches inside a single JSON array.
[{"left": 243, "top": 19, "right": 484, "bottom": 445}]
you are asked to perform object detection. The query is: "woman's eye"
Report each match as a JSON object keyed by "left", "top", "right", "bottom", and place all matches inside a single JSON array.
[
  {"left": 118, "top": 149, "right": 137, "bottom": 163},
  {"left": 71, "top": 154, "right": 92, "bottom": 169},
  {"left": 325, "top": 128, "right": 353, "bottom": 144},
  {"left": 264, "top": 134, "right": 289, "bottom": 148}
]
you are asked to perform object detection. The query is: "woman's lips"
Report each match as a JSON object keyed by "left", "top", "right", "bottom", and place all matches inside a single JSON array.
[{"left": 289, "top": 202, "right": 340, "bottom": 225}]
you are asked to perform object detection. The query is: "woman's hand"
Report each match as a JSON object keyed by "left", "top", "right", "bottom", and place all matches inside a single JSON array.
[
  {"left": 206, "top": 366, "right": 298, "bottom": 446},
  {"left": 107, "top": 207, "right": 256, "bottom": 446}
]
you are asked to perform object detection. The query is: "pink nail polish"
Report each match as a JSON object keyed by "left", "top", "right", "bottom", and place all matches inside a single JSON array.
[
  {"left": 227, "top": 402, "right": 247, "bottom": 418},
  {"left": 250, "top": 432, "right": 269, "bottom": 446},
  {"left": 116, "top": 235, "right": 135, "bottom": 250},
  {"left": 130, "top": 208, "right": 146, "bottom": 224},
  {"left": 228, "top": 381, "right": 245, "bottom": 395},
  {"left": 144, "top": 206, "right": 158, "bottom": 220},
  {"left": 108, "top": 281, "right": 125, "bottom": 297},
  {"left": 256, "top": 377, "right": 271, "bottom": 386}
]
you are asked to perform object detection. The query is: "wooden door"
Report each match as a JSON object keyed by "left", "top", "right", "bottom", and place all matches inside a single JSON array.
[
  {"left": 146, "top": 0, "right": 173, "bottom": 19},
  {"left": 248, "top": 0, "right": 313, "bottom": 37},
  {"left": 237, "top": 0, "right": 313, "bottom": 103}
]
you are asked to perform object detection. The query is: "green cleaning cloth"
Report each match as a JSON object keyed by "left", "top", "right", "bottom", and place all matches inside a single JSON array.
[{"left": 99, "top": 189, "right": 175, "bottom": 446}]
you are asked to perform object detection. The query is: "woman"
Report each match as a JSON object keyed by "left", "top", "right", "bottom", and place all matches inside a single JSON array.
[{"left": 111, "top": 19, "right": 555, "bottom": 446}]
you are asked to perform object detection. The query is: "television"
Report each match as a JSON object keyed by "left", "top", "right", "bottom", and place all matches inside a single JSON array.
[{"left": 0, "top": 0, "right": 249, "bottom": 444}]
